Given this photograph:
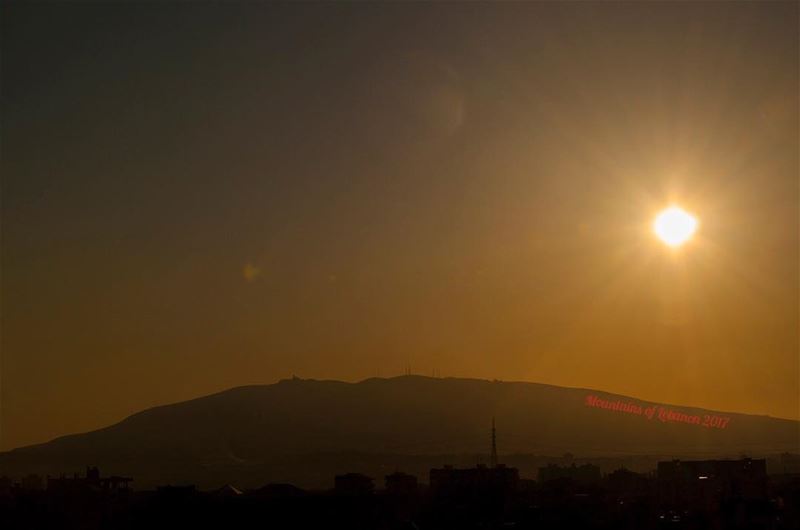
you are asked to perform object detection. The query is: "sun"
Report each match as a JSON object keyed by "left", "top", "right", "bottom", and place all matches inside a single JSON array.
[{"left": 653, "top": 206, "right": 698, "bottom": 247}]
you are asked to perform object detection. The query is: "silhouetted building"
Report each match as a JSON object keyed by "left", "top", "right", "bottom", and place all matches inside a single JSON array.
[
  {"left": 429, "top": 417, "right": 519, "bottom": 499},
  {"left": 0, "top": 476, "right": 11, "bottom": 496},
  {"left": 154, "top": 484, "right": 198, "bottom": 502},
  {"left": 385, "top": 472, "right": 418, "bottom": 495},
  {"left": 47, "top": 467, "right": 132, "bottom": 493},
  {"left": 779, "top": 452, "right": 800, "bottom": 473},
  {"left": 20, "top": 474, "right": 44, "bottom": 491},
  {"left": 429, "top": 464, "right": 519, "bottom": 498},
  {"left": 334, "top": 473, "right": 374, "bottom": 495},
  {"left": 605, "top": 467, "right": 651, "bottom": 500},
  {"left": 657, "top": 458, "right": 768, "bottom": 509},
  {"left": 538, "top": 463, "right": 601, "bottom": 484}
]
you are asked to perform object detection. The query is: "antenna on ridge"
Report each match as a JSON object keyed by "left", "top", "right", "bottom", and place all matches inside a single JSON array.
[{"left": 490, "top": 417, "right": 498, "bottom": 468}]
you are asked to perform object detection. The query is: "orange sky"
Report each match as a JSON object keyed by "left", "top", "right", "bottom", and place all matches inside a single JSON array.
[{"left": 2, "top": 1, "right": 797, "bottom": 450}]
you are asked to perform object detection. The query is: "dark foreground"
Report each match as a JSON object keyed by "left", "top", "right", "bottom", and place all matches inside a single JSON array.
[{"left": 2, "top": 459, "right": 799, "bottom": 530}]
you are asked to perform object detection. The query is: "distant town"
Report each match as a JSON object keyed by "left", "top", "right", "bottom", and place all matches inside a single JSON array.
[{"left": 2, "top": 424, "right": 798, "bottom": 529}]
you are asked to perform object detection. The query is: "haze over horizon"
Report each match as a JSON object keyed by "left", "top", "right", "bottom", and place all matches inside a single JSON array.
[{"left": 2, "top": 1, "right": 798, "bottom": 451}]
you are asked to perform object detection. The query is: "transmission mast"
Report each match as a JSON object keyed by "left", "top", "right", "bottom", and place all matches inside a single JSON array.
[{"left": 490, "top": 417, "right": 498, "bottom": 468}]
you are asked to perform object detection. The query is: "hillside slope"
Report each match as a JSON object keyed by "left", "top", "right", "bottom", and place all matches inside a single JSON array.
[{"left": 1, "top": 376, "right": 796, "bottom": 488}]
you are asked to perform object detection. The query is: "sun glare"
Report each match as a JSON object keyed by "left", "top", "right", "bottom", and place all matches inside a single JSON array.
[{"left": 653, "top": 206, "right": 698, "bottom": 247}]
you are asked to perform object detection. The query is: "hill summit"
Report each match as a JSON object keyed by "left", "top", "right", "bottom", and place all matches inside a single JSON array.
[{"left": 1, "top": 376, "right": 796, "bottom": 488}]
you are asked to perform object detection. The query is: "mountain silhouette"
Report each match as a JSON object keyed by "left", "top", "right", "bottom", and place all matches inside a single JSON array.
[{"left": 1, "top": 376, "right": 797, "bottom": 488}]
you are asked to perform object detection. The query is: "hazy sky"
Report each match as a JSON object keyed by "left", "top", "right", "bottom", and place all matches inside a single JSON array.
[{"left": 2, "top": 1, "right": 798, "bottom": 451}]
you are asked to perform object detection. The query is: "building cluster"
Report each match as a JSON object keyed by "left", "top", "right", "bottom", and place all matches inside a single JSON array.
[
  {"left": 46, "top": 466, "right": 133, "bottom": 494},
  {"left": 1, "top": 428, "right": 798, "bottom": 529},
  {"left": 1, "top": 456, "right": 798, "bottom": 529},
  {"left": 0, "top": 466, "right": 132, "bottom": 497}
]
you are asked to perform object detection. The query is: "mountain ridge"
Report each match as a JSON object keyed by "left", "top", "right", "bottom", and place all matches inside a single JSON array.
[
  {"left": 1, "top": 375, "right": 797, "bottom": 488},
  {"left": 24, "top": 374, "right": 794, "bottom": 450}
]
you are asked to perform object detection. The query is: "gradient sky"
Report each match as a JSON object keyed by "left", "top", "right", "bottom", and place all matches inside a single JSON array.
[{"left": 2, "top": 1, "right": 798, "bottom": 451}]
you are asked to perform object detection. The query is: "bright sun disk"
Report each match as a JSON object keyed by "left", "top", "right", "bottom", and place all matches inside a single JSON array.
[{"left": 653, "top": 206, "right": 698, "bottom": 247}]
